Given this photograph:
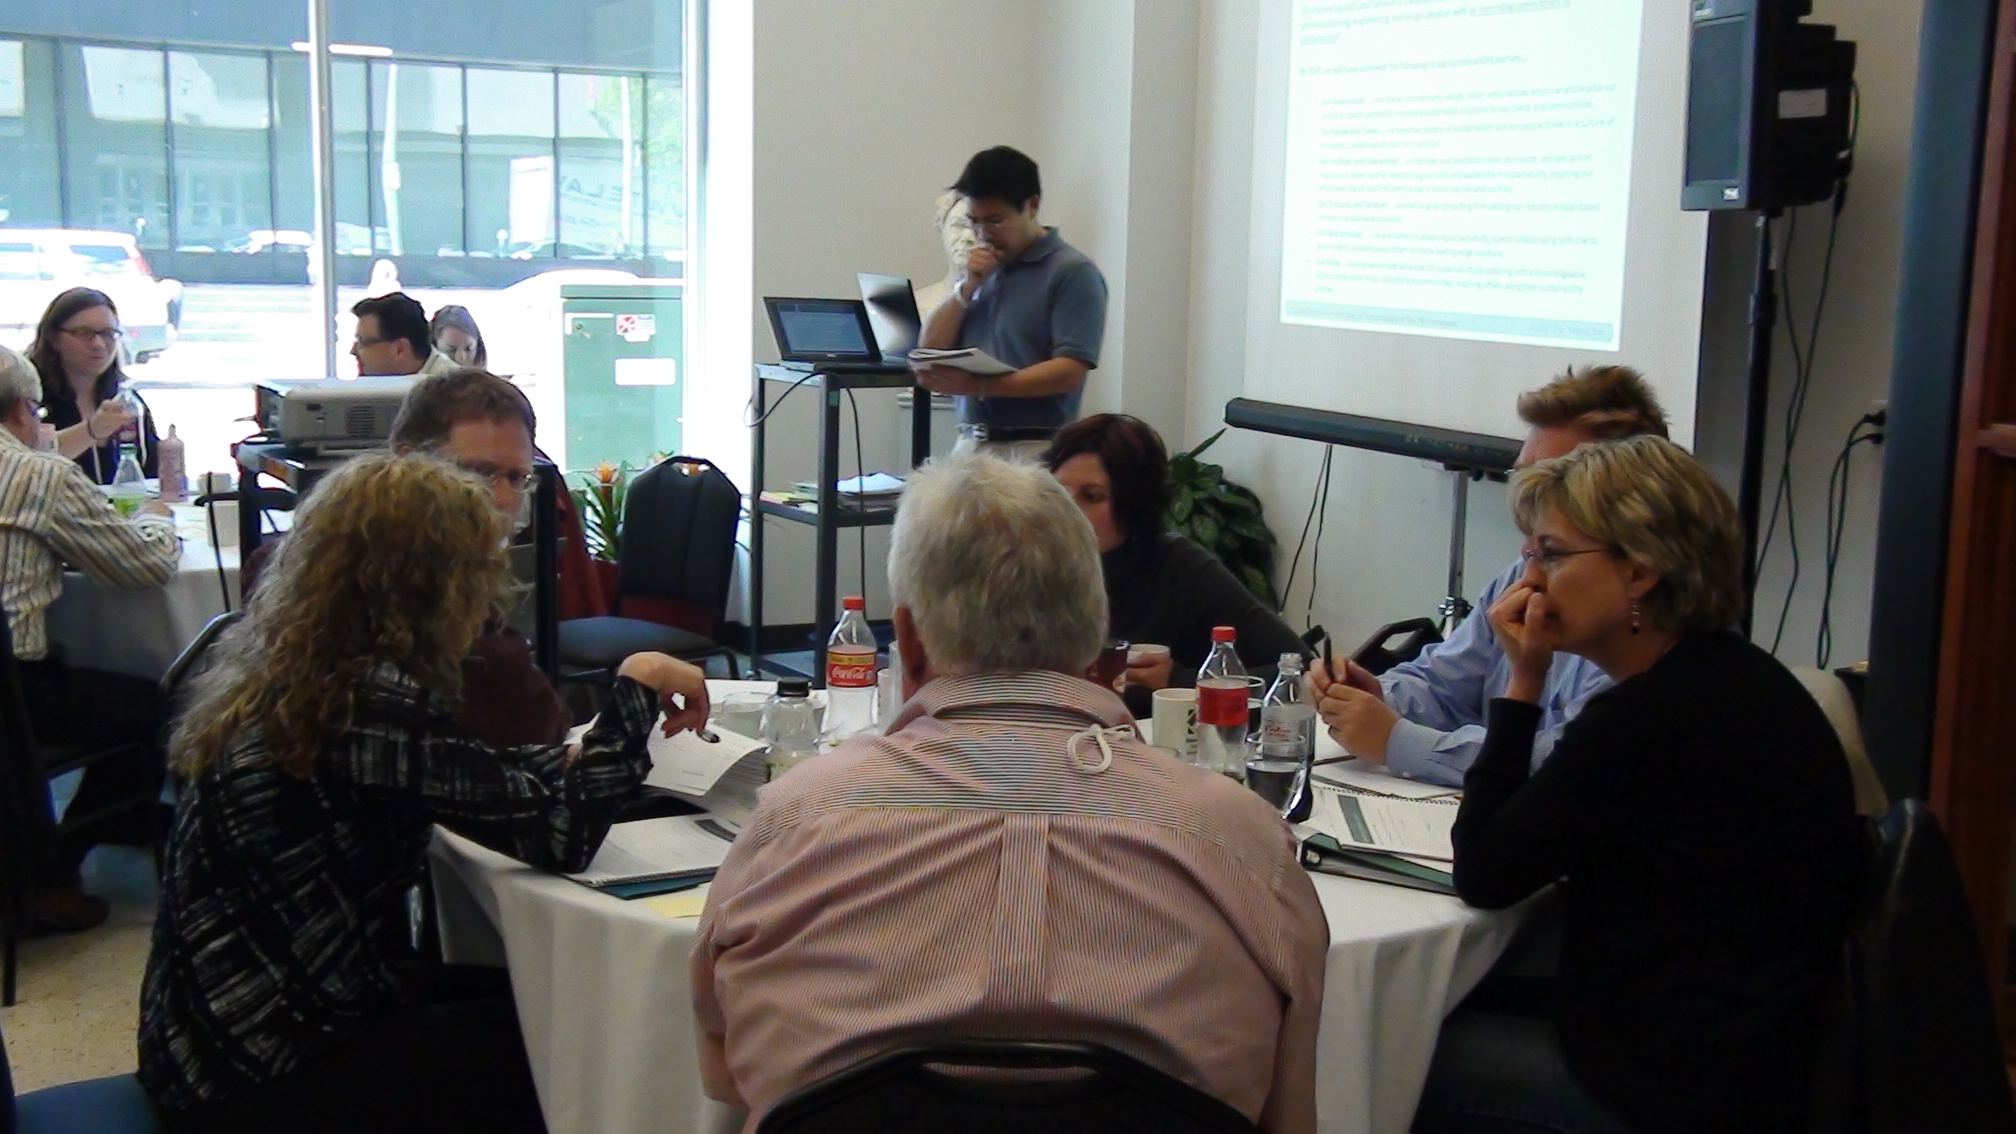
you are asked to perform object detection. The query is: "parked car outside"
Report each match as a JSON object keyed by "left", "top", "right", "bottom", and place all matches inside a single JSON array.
[{"left": 0, "top": 229, "right": 184, "bottom": 361}]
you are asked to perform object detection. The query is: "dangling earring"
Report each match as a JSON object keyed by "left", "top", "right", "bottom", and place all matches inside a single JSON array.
[{"left": 1629, "top": 600, "right": 1642, "bottom": 635}]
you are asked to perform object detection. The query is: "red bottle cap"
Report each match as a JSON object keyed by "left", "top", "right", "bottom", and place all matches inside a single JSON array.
[
  {"left": 1211, "top": 626, "right": 1235, "bottom": 642},
  {"left": 842, "top": 596, "right": 865, "bottom": 610}
]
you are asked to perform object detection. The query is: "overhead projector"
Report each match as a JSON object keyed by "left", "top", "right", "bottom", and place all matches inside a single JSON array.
[{"left": 255, "top": 376, "right": 416, "bottom": 455}]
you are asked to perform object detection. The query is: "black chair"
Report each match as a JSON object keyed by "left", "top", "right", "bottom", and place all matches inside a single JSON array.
[
  {"left": 161, "top": 610, "right": 241, "bottom": 720},
  {"left": 1350, "top": 617, "right": 1442, "bottom": 677},
  {"left": 1801, "top": 799, "right": 2016, "bottom": 1134},
  {"left": 755, "top": 1040, "right": 1260, "bottom": 1134},
  {"left": 1, "top": 1012, "right": 160, "bottom": 1133},
  {"left": 0, "top": 619, "right": 162, "bottom": 1007},
  {"left": 558, "top": 457, "right": 741, "bottom": 681}
]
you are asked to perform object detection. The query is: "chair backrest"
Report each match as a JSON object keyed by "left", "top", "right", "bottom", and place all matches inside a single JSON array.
[
  {"left": 755, "top": 1039, "right": 1260, "bottom": 1134},
  {"left": 614, "top": 457, "right": 740, "bottom": 635},
  {"left": 161, "top": 610, "right": 242, "bottom": 714},
  {"left": 1790, "top": 666, "right": 1890, "bottom": 817},
  {"left": 1827, "top": 800, "right": 2016, "bottom": 1134},
  {"left": 1350, "top": 617, "right": 1442, "bottom": 677}
]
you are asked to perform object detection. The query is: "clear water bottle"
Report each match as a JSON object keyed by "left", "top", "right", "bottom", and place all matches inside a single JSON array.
[
  {"left": 1196, "top": 626, "right": 1249, "bottom": 781},
  {"left": 108, "top": 443, "right": 148, "bottom": 518},
  {"left": 115, "top": 388, "right": 144, "bottom": 445},
  {"left": 763, "top": 678, "right": 821, "bottom": 782},
  {"left": 823, "top": 595, "right": 878, "bottom": 744},
  {"left": 1248, "top": 654, "right": 1315, "bottom": 818}
]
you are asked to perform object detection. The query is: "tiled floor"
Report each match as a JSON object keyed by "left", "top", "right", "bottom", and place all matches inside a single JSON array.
[{"left": 2, "top": 846, "right": 160, "bottom": 1092}]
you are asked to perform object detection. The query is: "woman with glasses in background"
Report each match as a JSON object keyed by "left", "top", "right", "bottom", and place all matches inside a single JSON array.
[
  {"left": 1410, "top": 435, "right": 1866, "bottom": 1134},
  {"left": 31, "top": 286, "right": 159, "bottom": 484}
]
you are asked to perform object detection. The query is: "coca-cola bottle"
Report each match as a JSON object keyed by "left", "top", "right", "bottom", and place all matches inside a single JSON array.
[
  {"left": 822, "top": 596, "right": 878, "bottom": 744},
  {"left": 1196, "top": 626, "right": 1249, "bottom": 780}
]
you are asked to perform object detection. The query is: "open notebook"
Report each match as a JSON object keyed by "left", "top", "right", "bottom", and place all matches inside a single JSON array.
[{"left": 565, "top": 814, "right": 737, "bottom": 893}]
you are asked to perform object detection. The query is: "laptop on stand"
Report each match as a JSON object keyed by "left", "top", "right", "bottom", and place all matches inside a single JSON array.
[{"left": 762, "top": 297, "right": 909, "bottom": 373}]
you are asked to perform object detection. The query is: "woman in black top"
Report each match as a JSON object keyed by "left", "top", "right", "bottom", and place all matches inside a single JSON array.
[
  {"left": 30, "top": 287, "right": 159, "bottom": 483},
  {"left": 1402, "top": 436, "right": 1864, "bottom": 1134},
  {"left": 1046, "top": 414, "right": 1305, "bottom": 697},
  {"left": 139, "top": 453, "right": 710, "bottom": 1134}
]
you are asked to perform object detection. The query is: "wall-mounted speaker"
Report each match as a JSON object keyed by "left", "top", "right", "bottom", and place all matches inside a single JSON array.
[{"left": 1683, "top": 0, "right": 1857, "bottom": 211}]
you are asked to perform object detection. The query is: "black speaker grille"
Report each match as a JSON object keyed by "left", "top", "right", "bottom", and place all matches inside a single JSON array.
[{"left": 1687, "top": 20, "right": 1748, "bottom": 185}]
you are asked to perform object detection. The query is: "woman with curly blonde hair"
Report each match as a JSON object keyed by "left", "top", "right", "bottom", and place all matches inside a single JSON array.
[
  {"left": 137, "top": 452, "right": 709, "bottom": 1134},
  {"left": 1415, "top": 436, "right": 1864, "bottom": 1134}
]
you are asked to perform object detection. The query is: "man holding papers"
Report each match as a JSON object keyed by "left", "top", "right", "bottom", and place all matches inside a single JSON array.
[
  {"left": 1311, "top": 366, "right": 1668, "bottom": 785},
  {"left": 916, "top": 146, "right": 1109, "bottom": 458},
  {"left": 692, "top": 454, "right": 1327, "bottom": 1132}
]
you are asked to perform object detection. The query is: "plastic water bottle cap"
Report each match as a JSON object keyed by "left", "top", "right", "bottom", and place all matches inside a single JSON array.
[
  {"left": 1211, "top": 626, "right": 1236, "bottom": 642},
  {"left": 842, "top": 596, "right": 865, "bottom": 611}
]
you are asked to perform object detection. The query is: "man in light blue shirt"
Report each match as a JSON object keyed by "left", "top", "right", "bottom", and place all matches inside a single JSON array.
[{"left": 1313, "top": 366, "right": 1671, "bottom": 786}]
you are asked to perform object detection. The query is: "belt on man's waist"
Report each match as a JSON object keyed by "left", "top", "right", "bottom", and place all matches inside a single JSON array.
[{"left": 957, "top": 422, "right": 1060, "bottom": 444}]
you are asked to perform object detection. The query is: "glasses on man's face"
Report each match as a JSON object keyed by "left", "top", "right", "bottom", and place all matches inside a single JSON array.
[
  {"left": 463, "top": 464, "right": 539, "bottom": 495},
  {"left": 1519, "top": 543, "right": 1611, "bottom": 576},
  {"left": 62, "top": 326, "right": 123, "bottom": 346},
  {"left": 352, "top": 335, "right": 388, "bottom": 350}
]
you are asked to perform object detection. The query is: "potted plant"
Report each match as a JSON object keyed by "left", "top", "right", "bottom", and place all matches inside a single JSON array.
[
  {"left": 571, "top": 461, "right": 633, "bottom": 598},
  {"left": 1167, "top": 429, "right": 1279, "bottom": 607}
]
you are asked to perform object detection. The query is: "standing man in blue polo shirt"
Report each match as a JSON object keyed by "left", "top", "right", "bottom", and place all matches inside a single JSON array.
[{"left": 916, "top": 146, "right": 1108, "bottom": 458}]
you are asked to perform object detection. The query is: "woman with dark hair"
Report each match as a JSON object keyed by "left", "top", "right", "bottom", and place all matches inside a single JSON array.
[
  {"left": 430, "top": 304, "right": 488, "bottom": 370},
  {"left": 139, "top": 452, "right": 709, "bottom": 1133},
  {"left": 31, "top": 287, "right": 159, "bottom": 484},
  {"left": 1046, "top": 414, "right": 1304, "bottom": 696}
]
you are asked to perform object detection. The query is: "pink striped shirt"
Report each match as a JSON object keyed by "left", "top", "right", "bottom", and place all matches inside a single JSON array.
[{"left": 691, "top": 671, "right": 1329, "bottom": 1132}]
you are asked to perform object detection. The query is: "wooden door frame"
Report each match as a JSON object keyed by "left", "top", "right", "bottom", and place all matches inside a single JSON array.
[{"left": 1933, "top": 2, "right": 2016, "bottom": 995}]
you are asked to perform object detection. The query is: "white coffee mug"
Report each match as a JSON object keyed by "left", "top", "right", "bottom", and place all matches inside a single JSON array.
[{"left": 1150, "top": 687, "right": 1199, "bottom": 762}]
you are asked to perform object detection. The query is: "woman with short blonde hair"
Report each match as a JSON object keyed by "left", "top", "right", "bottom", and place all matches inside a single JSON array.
[
  {"left": 139, "top": 452, "right": 710, "bottom": 1134},
  {"left": 1415, "top": 436, "right": 1865, "bottom": 1134}
]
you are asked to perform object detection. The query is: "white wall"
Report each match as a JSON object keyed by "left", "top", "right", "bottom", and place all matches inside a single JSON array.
[
  {"left": 708, "top": 0, "right": 1918, "bottom": 665},
  {"left": 1181, "top": 0, "right": 1920, "bottom": 661},
  {"left": 1747, "top": 0, "right": 1925, "bottom": 668}
]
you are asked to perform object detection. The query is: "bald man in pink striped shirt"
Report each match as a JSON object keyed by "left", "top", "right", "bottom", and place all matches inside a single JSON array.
[{"left": 692, "top": 454, "right": 1329, "bottom": 1132}]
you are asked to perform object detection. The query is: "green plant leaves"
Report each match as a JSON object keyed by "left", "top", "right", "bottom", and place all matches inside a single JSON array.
[{"left": 1161, "top": 433, "right": 1278, "bottom": 605}]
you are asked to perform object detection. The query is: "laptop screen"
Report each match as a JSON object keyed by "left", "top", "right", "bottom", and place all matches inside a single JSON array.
[
  {"left": 768, "top": 298, "right": 876, "bottom": 360},
  {"left": 858, "top": 273, "right": 921, "bottom": 357}
]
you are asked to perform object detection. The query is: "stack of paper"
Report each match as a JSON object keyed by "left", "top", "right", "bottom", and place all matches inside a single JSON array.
[
  {"left": 1297, "top": 780, "right": 1461, "bottom": 895},
  {"left": 566, "top": 814, "right": 736, "bottom": 892},
  {"left": 908, "top": 347, "right": 1016, "bottom": 376}
]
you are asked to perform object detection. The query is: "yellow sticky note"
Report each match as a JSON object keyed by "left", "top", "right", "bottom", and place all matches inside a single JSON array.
[{"left": 641, "top": 885, "right": 711, "bottom": 919}]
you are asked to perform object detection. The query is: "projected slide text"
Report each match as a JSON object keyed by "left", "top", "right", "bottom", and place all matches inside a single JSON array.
[{"left": 1280, "top": 0, "right": 1643, "bottom": 350}]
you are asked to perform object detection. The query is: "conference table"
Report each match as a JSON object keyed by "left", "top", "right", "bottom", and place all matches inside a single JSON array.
[
  {"left": 430, "top": 682, "right": 1531, "bottom": 1134},
  {"left": 45, "top": 503, "right": 243, "bottom": 680}
]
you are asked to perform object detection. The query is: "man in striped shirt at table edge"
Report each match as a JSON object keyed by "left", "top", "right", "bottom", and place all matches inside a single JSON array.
[
  {"left": 692, "top": 452, "right": 1330, "bottom": 1133},
  {"left": 0, "top": 344, "right": 179, "bottom": 931}
]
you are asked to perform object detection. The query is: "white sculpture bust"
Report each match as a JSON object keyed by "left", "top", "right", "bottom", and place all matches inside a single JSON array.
[{"left": 913, "top": 191, "right": 977, "bottom": 317}]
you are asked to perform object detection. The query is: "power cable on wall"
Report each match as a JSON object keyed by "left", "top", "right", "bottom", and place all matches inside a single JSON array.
[
  {"left": 1756, "top": 85, "right": 1858, "bottom": 656},
  {"left": 1277, "top": 445, "right": 1335, "bottom": 627},
  {"left": 1815, "top": 409, "right": 1885, "bottom": 668}
]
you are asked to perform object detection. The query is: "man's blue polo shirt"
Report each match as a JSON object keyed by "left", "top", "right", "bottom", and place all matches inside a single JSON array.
[{"left": 954, "top": 227, "right": 1108, "bottom": 430}]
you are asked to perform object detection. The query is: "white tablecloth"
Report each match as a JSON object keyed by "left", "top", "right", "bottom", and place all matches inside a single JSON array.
[
  {"left": 429, "top": 685, "right": 1529, "bottom": 1134},
  {"left": 45, "top": 504, "right": 241, "bottom": 680}
]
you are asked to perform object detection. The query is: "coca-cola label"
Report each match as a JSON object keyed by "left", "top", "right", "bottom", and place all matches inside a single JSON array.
[
  {"left": 1197, "top": 679, "right": 1248, "bottom": 726},
  {"left": 826, "top": 646, "right": 877, "bottom": 688}
]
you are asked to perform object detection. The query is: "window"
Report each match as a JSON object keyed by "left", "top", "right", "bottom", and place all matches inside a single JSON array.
[
  {"left": 0, "top": 39, "right": 61, "bottom": 227},
  {"left": 558, "top": 71, "right": 643, "bottom": 259},
  {"left": 65, "top": 45, "right": 169, "bottom": 246},
  {"left": 168, "top": 52, "right": 272, "bottom": 249},
  {"left": 370, "top": 62, "right": 463, "bottom": 256},
  {"left": 466, "top": 68, "right": 555, "bottom": 258}
]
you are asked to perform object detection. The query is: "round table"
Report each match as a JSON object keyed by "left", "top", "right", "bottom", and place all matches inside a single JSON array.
[
  {"left": 45, "top": 504, "right": 241, "bottom": 680},
  {"left": 428, "top": 683, "right": 1530, "bottom": 1134}
]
